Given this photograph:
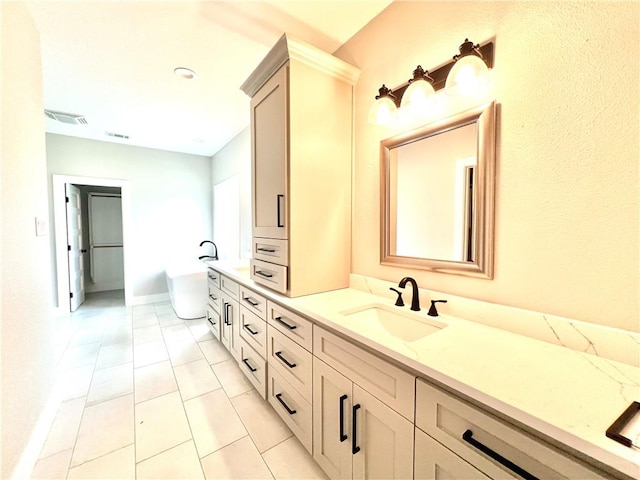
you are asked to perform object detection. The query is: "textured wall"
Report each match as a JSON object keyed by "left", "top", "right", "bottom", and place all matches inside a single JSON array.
[
  {"left": 336, "top": 1, "right": 639, "bottom": 331},
  {"left": 1, "top": 2, "right": 55, "bottom": 476}
]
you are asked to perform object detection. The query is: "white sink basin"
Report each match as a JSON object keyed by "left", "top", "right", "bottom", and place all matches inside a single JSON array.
[{"left": 339, "top": 304, "right": 445, "bottom": 342}]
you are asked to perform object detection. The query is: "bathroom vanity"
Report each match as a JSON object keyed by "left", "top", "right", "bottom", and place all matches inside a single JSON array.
[{"left": 205, "top": 261, "right": 639, "bottom": 480}]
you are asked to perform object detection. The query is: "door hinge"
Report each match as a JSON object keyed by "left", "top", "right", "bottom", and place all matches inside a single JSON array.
[
  {"left": 65, "top": 196, "right": 69, "bottom": 203},
  {"left": 67, "top": 245, "right": 71, "bottom": 251},
  {"left": 69, "top": 292, "right": 74, "bottom": 299}
]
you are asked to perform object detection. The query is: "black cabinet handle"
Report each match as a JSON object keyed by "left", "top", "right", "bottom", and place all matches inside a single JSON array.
[
  {"left": 208, "top": 274, "right": 217, "bottom": 281},
  {"left": 275, "top": 393, "right": 296, "bottom": 415},
  {"left": 255, "top": 270, "right": 273, "bottom": 278},
  {"left": 242, "top": 358, "right": 257, "bottom": 372},
  {"left": 224, "top": 303, "right": 232, "bottom": 325},
  {"left": 339, "top": 394, "right": 348, "bottom": 442},
  {"left": 277, "top": 194, "right": 284, "bottom": 227},
  {"left": 257, "top": 247, "right": 276, "bottom": 253},
  {"left": 274, "top": 316, "right": 297, "bottom": 330},
  {"left": 352, "top": 404, "right": 361, "bottom": 454},
  {"left": 243, "top": 324, "right": 258, "bottom": 335},
  {"left": 274, "top": 351, "right": 296, "bottom": 368},
  {"left": 462, "top": 430, "right": 538, "bottom": 480},
  {"left": 243, "top": 296, "right": 259, "bottom": 307},
  {"left": 209, "top": 294, "right": 217, "bottom": 302}
]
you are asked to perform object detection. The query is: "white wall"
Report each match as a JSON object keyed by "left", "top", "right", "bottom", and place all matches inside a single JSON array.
[
  {"left": 211, "top": 128, "right": 252, "bottom": 259},
  {"left": 46, "top": 134, "right": 213, "bottom": 304},
  {"left": 336, "top": 1, "right": 639, "bottom": 332},
  {"left": 1, "top": 2, "right": 55, "bottom": 477}
]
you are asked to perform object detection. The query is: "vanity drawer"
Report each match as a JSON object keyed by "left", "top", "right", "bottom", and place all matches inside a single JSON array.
[
  {"left": 313, "top": 325, "right": 415, "bottom": 421},
  {"left": 239, "top": 285, "right": 267, "bottom": 319},
  {"left": 267, "top": 368, "right": 312, "bottom": 454},
  {"left": 207, "top": 268, "right": 220, "bottom": 288},
  {"left": 252, "top": 237, "right": 288, "bottom": 266},
  {"left": 416, "top": 379, "right": 608, "bottom": 479},
  {"left": 239, "top": 339, "right": 267, "bottom": 399},
  {"left": 205, "top": 304, "right": 220, "bottom": 341},
  {"left": 240, "top": 307, "right": 267, "bottom": 358},
  {"left": 250, "top": 259, "right": 287, "bottom": 294},
  {"left": 267, "top": 327, "right": 312, "bottom": 402},
  {"left": 267, "top": 301, "right": 312, "bottom": 351},
  {"left": 415, "top": 427, "right": 490, "bottom": 480},
  {"left": 208, "top": 284, "right": 221, "bottom": 315},
  {"left": 220, "top": 274, "right": 239, "bottom": 301}
]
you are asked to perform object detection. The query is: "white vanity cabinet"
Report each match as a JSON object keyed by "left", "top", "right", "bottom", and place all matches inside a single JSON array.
[
  {"left": 238, "top": 286, "right": 269, "bottom": 398},
  {"left": 206, "top": 271, "right": 222, "bottom": 341},
  {"left": 241, "top": 34, "right": 359, "bottom": 297},
  {"left": 313, "top": 326, "right": 415, "bottom": 480}
]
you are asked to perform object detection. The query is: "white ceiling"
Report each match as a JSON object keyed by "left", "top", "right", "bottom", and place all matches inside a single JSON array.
[{"left": 28, "top": 1, "right": 392, "bottom": 157}]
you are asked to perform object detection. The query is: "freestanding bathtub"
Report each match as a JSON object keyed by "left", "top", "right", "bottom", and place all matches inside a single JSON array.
[{"left": 165, "top": 261, "right": 208, "bottom": 319}]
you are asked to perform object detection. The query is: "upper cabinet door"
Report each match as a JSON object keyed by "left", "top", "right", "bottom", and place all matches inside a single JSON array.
[{"left": 251, "top": 64, "right": 288, "bottom": 239}]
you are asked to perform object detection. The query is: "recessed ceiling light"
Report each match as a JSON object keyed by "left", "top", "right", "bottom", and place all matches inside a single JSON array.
[{"left": 174, "top": 67, "right": 196, "bottom": 80}]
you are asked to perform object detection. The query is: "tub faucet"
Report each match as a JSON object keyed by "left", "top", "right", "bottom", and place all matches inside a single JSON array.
[
  {"left": 398, "top": 276, "right": 420, "bottom": 311},
  {"left": 198, "top": 240, "right": 218, "bottom": 261}
]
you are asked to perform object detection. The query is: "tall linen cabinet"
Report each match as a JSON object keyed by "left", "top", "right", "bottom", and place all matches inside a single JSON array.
[{"left": 241, "top": 34, "right": 360, "bottom": 297}]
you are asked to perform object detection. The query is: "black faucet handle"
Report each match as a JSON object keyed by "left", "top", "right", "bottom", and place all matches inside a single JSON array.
[
  {"left": 389, "top": 288, "right": 404, "bottom": 307},
  {"left": 428, "top": 300, "right": 447, "bottom": 317}
]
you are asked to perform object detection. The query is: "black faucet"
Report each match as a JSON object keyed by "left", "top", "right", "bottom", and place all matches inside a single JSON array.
[
  {"left": 398, "top": 277, "right": 420, "bottom": 311},
  {"left": 198, "top": 240, "right": 218, "bottom": 261}
]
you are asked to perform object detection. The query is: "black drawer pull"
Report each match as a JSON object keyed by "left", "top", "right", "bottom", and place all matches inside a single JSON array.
[
  {"left": 209, "top": 294, "right": 217, "bottom": 301},
  {"left": 255, "top": 270, "right": 273, "bottom": 278},
  {"left": 274, "top": 316, "right": 297, "bottom": 330},
  {"left": 257, "top": 247, "right": 276, "bottom": 253},
  {"left": 275, "top": 393, "right": 296, "bottom": 415},
  {"left": 208, "top": 274, "right": 217, "bottom": 281},
  {"left": 274, "top": 351, "right": 296, "bottom": 368},
  {"left": 242, "top": 358, "right": 257, "bottom": 372},
  {"left": 243, "top": 324, "right": 258, "bottom": 335},
  {"left": 462, "top": 430, "right": 538, "bottom": 480},
  {"left": 352, "top": 404, "right": 361, "bottom": 454},
  {"left": 339, "top": 394, "right": 348, "bottom": 442},
  {"left": 243, "top": 296, "right": 259, "bottom": 307}
]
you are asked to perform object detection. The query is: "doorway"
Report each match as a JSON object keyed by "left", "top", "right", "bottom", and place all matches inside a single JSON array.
[{"left": 53, "top": 175, "right": 132, "bottom": 312}]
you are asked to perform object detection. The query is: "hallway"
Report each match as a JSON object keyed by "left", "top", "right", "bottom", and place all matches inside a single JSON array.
[{"left": 33, "top": 291, "right": 327, "bottom": 479}]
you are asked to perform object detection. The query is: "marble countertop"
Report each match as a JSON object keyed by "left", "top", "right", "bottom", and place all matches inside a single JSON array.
[{"left": 206, "top": 261, "right": 640, "bottom": 479}]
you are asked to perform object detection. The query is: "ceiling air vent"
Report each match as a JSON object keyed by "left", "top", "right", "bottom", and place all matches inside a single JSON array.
[
  {"left": 44, "top": 109, "right": 88, "bottom": 125},
  {"left": 105, "top": 131, "right": 130, "bottom": 140}
]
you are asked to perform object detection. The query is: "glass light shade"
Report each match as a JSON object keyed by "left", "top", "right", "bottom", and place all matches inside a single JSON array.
[
  {"left": 445, "top": 55, "right": 489, "bottom": 97},
  {"left": 400, "top": 79, "right": 436, "bottom": 114},
  {"left": 368, "top": 96, "right": 398, "bottom": 125}
]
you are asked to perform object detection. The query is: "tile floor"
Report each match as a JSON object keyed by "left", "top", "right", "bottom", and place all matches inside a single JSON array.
[{"left": 33, "top": 290, "right": 328, "bottom": 479}]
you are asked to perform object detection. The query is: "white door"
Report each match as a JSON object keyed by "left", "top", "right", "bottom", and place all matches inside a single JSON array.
[{"left": 66, "top": 184, "right": 85, "bottom": 311}]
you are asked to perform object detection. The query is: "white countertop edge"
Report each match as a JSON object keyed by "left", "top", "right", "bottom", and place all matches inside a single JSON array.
[{"left": 204, "top": 261, "right": 639, "bottom": 478}]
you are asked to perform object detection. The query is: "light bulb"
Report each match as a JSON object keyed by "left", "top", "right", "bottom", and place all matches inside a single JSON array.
[
  {"left": 368, "top": 96, "right": 398, "bottom": 125},
  {"left": 400, "top": 79, "right": 435, "bottom": 118},
  {"left": 445, "top": 55, "right": 489, "bottom": 97}
]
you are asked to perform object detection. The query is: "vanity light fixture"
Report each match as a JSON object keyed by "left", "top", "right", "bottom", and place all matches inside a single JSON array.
[
  {"left": 368, "top": 84, "right": 399, "bottom": 125},
  {"left": 368, "top": 38, "right": 493, "bottom": 125},
  {"left": 445, "top": 39, "right": 490, "bottom": 97}
]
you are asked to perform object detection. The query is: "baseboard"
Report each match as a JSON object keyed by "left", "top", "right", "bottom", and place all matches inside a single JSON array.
[
  {"left": 129, "top": 292, "right": 170, "bottom": 306},
  {"left": 11, "top": 391, "right": 62, "bottom": 480}
]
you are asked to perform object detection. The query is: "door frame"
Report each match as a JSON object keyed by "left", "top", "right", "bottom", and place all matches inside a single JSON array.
[{"left": 53, "top": 174, "right": 132, "bottom": 311}]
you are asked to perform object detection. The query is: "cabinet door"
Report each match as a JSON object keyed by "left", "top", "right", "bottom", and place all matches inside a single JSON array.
[
  {"left": 251, "top": 64, "right": 288, "bottom": 239},
  {"left": 221, "top": 295, "right": 241, "bottom": 362},
  {"left": 415, "top": 428, "right": 490, "bottom": 480},
  {"left": 352, "top": 384, "right": 414, "bottom": 480},
  {"left": 313, "top": 358, "right": 353, "bottom": 480}
]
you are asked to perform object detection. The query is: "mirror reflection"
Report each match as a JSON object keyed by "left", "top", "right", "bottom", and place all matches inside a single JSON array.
[{"left": 381, "top": 102, "right": 495, "bottom": 278}]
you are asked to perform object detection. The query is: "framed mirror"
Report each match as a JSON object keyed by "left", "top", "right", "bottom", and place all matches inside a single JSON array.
[{"left": 380, "top": 102, "right": 496, "bottom": 278}]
